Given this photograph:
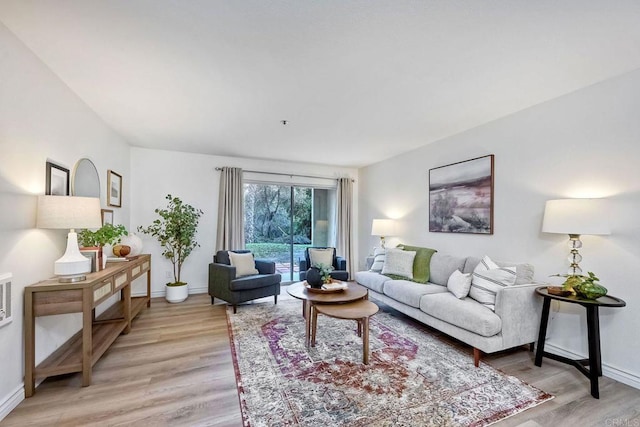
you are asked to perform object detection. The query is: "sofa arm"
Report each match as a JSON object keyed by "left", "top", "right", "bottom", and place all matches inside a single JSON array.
[
  {"left": 494, "top": 283, "right": 543, "bottom": 349},
  {"left": 336, "top": 256, "right": 347, "bottom": 271},
  {"left": 255, "top": 259, "right": 276, "bottom": 274}
]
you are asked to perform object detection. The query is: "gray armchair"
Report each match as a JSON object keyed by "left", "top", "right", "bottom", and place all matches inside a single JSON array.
[
  {"left": 299, "top": 247, "right": 349, "bottom": 281},
  {"left": 208, "top": 250, "right": 281, "bottom": 313}
]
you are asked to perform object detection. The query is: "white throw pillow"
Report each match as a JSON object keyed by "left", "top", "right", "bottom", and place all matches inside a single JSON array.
[
  {"left": 381, "top": 248, "right": 416, "bottom": 279},
  {"left": 447, "top": 269, "right": 472, "bottom": 299},
  {"left": 469, "top": 255, "right": 516, "bottom": 311},
  {"left": 308, "top": 248, "right": 334, "bottom": 268},
  {"left": 228, "top": 251, "right": 259, "bottom": 277},
  {"left": 369, "top": 247, "right": 385, "bottom": 272}
]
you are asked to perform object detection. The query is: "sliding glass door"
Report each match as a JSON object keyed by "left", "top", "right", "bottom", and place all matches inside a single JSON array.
[{"left": 244, "top": 183, "right": 335, "bottom": 283}]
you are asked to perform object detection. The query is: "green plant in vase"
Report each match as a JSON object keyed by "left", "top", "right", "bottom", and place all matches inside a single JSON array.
[
  {"left": 78, "top": 224, "right": 128, "bottom": 247},
  {"left": 552, "top": 272, "right": 608, "bottom": 299},
  {"left": 137, "top": 195, "right": 203, "bottom": 303},
  {"left": 317, "top": 263, "right": 334, "bottom": 284}
]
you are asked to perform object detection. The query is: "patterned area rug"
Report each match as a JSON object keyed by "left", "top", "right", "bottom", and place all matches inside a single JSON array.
[{"left": 226, "top": 300, "right": 552, "bottom": 427}]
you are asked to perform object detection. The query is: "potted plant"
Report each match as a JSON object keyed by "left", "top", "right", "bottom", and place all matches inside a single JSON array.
[
  {"left": 78, "top": 224, "right": 128, "bottom": 270},
  {"left": 137, "top": 194, "right": 203, "bottom": 303}
]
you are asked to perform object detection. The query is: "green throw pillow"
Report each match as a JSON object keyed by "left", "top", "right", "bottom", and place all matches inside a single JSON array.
[{"left": 397, "top": 244, "right": 437, "bottom": 284}]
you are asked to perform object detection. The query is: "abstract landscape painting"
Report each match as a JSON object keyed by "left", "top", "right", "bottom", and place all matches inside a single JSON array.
[{"left": 429, "top": 155, "right": 494, "bottom": 234}]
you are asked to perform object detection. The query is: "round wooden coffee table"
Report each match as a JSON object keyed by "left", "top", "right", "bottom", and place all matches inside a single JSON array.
[
  {"left": 312, "top": 299, "right": 379, "bottom": 364},
  {"left": 287, "top": 281, "right": 369, "bottom": 347}
]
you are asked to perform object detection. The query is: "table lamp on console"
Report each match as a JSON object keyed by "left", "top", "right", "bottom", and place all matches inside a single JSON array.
[{"left": 37, "top": 195, "right": 102, "bottom": 282}]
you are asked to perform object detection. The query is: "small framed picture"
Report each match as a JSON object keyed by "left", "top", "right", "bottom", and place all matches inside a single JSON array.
[
  {"left": 46, "top": 161, "right": 70, "bottom": 196},
  {"left": 107, "top": 170, "right": 122, "bottom": 207},
  {"left": 80, "top": 247, "right": 102, "bottom": 272},
  {"left": 101, "top": 209, "right": 114, "bottom": 226}
]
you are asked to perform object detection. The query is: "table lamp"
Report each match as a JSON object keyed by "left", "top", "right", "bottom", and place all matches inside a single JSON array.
[
  {"left": 37, "top": 195, "right": 102, "bottom": 282},
  {"left": 542, "top": 198, "right": 610, "bottom": 275},
  {"left": 371, "top": 219, "right": 396, "bottom": 249}
]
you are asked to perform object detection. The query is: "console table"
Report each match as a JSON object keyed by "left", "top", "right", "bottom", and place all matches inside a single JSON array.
[
  {"left": 24, "top": 254, "right": 151, "bottom": 397},
  {"left": 534, "top": 286, "right": 626, "bottom": 399}
]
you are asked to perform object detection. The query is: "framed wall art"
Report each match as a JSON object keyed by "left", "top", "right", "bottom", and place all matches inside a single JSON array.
[
  {"left": 107, "top": 170, "right": 122, "bottom": 207},
  {"left": 45, "top": 161, "right": 70, "bottom": 196},
  {"left": 429, "top": 154, "right": 494, "bottom": 234},
  {"left": 101, "top": 209, "right": 114, "bottom": 226}
]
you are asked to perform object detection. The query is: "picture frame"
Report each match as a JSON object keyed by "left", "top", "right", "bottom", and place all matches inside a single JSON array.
[
  {"left": 101, "top": 209, "right": 114, "bottom": 226},
  {"left": 107, "top": 170, "right": 122, "bottom": 207},
  {"left": 45, "top": 161, "right": 70, "bottom": 196},
  {"left": 80, "top": 247, "right": 102, "bottom": 272},
  {"left": 429, "top": 154, "right": 494, "bottom": 234}
]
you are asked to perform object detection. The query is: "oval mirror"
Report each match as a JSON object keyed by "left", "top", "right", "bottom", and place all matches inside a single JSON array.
[{"left": 71, "top": 158, "right": 100, "bottom": 198}]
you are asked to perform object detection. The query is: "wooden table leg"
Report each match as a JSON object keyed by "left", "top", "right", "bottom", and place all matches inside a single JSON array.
[
  {"left": 362, "top": 316, "right": 370, "bottom": 365},
  {"left": 24, "top": 291, "right": 35, "bottom": 397},
  {"left": 535, "top": 297, "right": 551, "bottom": 367},
  {"left": 311, "top": 305, "right": 318, "bottom": 347},
  {"left": 81, "top": 289, "right": 93, "bottom": 387},
  {"left": 586, "top": 306, "right": 601, "bottom": 398},
  {"left": 304, "top": 301, "right": 311, "bottom": 348}
]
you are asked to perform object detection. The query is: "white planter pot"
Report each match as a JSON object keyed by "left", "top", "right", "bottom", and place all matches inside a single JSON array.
[{"left": 165, "top": 283, "right": 188, "bottom": 303}]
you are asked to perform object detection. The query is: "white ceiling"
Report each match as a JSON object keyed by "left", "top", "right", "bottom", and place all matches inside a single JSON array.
[{"left": 2, "top": 1, "right": 640, "bottom": 168}]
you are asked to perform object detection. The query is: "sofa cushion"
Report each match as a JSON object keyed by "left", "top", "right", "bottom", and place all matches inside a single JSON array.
[
  {"left": 464, "top": 257, "right": 534, "bottom": 285},
  {"left": 355, "top": 271, "right": 391, "bottom": 293},
  {"left": 228, "top": 251, "right": 259, "bottom": 277},
  {"left": 469, "top": 255, "right": 516, "bottom": 311},
  {"left": 397, "top": 244, "right": 437, "bottom": 284},
  {"left": 382, "top": 248, "right": 416, "bottom": 279},
  {"left": 429, "top": 253, "right": 467, "bottom": 286},
  {"left": 420, "top": 292, "right": 502, "bottom": 337},
  {"left": 447, "top": 269, "right": 472, "bottom": 299},
  {"left": 383, "top": 280, "right": 448, "bottom": 308},
  {"left": 369, "top": 247, "right": 385, "bottom": 272}
]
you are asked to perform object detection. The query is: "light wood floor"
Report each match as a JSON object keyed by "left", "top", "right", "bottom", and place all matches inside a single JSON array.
[{"left": 3, "top": 292, "right": 639, "bottom": 426}]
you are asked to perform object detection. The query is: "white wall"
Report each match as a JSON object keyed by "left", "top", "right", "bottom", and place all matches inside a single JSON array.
[
  {"left": 129, "top": 147, "right": 358, "bottom": 297},
  {"left": 0, "top": 23, "right": 131, "bottom": 417},
  {"left": 358, "top": 69, "right": 640, "bottom": 388}
]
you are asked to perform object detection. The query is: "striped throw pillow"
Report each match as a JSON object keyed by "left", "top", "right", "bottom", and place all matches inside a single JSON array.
[
  {"left": 369, "top": 247, "right": 385, "bottom": 272},
  {"left": 469, "top": 255, "right": 516, "bottom": 311}
]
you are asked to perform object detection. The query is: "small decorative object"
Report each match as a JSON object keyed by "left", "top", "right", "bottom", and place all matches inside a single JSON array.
[
  {"left": 112, "top": 244, "right": 131, "bottom": 257},
  {"left": 305, "top": 267, "right": 323, "bottom": 288},
  {"left": 573, "top": 272, "right": 608, "bottom": 300},
  {"left": 546, "top": 286, "right": 573, "bottom": 297},
  {"left": 551, "top": 271, "right": 608, "bottom": 300},
  {"left": 107, "top": 170, "right": 122, "bottom": 207},
  {"left": 138, "top": 194, "right": 203, "bottom": 303},
  {"left": 120, "top": 233, "right": 143, "bottom": 256},
  {"left": 318, "top": 263, "right": 334, "bottom": 284}
]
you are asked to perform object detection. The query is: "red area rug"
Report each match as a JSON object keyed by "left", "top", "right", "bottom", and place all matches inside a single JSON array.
[{"left": 226, "top": 300, "right": 552, "bottom": 426}]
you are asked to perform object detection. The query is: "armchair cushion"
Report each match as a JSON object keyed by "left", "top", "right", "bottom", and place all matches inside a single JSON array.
[
  {"left": 308, "top": 248, "right": 335, "bottom": 268},
  {"left": 228, "top": 251, "right": 259, "bottom": 276}
]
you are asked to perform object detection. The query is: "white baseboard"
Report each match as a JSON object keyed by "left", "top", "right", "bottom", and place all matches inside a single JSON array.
[
  {"left": 544, "top": 342, "right": 640, "bottom": 390},
  {"left": 0, "top": 385, "right": 24, "bottom": 422}
]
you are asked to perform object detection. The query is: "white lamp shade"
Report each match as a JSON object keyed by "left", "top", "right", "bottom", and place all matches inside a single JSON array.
[
  {"left": 371, "top": 219, "right": 396, "bottom": 236},
  {"left": 542, "top": 199, "right": 610, "bottom": 235},
  {"left": 37, "top": 196, "right": 102, "bottom": 230}
]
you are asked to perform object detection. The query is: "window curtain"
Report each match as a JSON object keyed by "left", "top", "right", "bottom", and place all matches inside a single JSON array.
[
  {"left": 216, "top": 167, "right": 244, "bottom": 251},
  {"left": 336, "top": 177, "right": 353, "bottom": 279}
]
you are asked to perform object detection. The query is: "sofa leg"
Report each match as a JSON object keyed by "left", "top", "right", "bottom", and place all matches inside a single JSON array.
[
  {"left": 233, "top": 305, "right": 237, "bottom": 314},
  {"left": 473, "top": 348, "right": 481, "bottom": 367},
  {"left": 211, "top": 296, "right": 215, "bottom": 305},
  {"left": 274, "top": 294, "right": 278, "bottom": 305},
  {"left": 529, "top": 342, "right": 535, "bottom": 352}
]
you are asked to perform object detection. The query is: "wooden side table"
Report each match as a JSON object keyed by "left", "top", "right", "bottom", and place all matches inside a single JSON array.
[
  {"left": 534, "top": 286, "right": 626, "bottom": 399},
  {"left": 312, "top": 300, "right": 379, "bottom": 364}
]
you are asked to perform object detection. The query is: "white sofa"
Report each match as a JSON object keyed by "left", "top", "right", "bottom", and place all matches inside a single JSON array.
[{"left": 355, "top": 252, "right": 542, "bottom": 366}]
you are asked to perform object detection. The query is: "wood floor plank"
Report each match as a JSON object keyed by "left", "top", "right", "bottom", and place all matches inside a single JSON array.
[{"left": 2, "top": 292, "right": 639, "bottom": 427}]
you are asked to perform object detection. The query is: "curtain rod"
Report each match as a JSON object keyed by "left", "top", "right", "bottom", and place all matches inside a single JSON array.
[{"left": 215, "top": 167, "right": 354, "bottom": 182}]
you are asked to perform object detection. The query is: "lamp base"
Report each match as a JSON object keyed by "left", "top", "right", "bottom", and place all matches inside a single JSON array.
[{"left": 58, "top": 274, "right": 87, "bottom": 283}]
